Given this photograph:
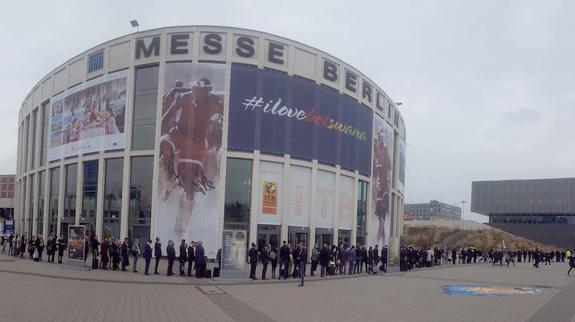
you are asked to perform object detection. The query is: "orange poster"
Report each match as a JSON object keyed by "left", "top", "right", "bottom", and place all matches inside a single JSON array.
[{"left": 263, "top": 181, "right": 278, "bottom": 214}]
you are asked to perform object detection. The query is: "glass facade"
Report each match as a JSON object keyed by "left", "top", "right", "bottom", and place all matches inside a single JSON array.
[
  {"left": 81, "top": 161, "right": 98, "bottom": 235},
  {"left": 48, "top": 167, "right": 59, "bottom": 236},
  {"left": 40, "top": 102, "right": 49, "bottom": 166},
  {"left": 356, "top": 180, "right": 368, "bottom": 246},
  {"left": 128, "top": 156, "right": 153, "bottom": 246},
  {"left": 63, "top": 164, "right": 77, "bottom": 226},
  {"left": 490, "top": 214, "right": 575, "bottom": 224},
  {"left": 132, "top": 65, "right": 159, "bottom": 150},
  {"left": 37, "top": 171, "right": 45, "bottom": 236},
  {"left": 224, "top": 158, "right": 252, "bottom": 231},
  {"left": 103, "top": 158, "right": 123, "bottom": 239}
]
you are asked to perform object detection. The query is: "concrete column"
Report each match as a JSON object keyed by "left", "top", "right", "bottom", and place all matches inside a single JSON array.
[
  {"left": 75, "top": 157, "right": 83, "bottom": 226},
  {"left": 351, "top": 173, "right": 359, "bottom": 245},
  {"left": 308, "top": 160, "right": 318, "bottom": 249},
  {"left": 120, "top": 156, "right": 131, "bottom": 240},
  {"left": 95, "top": 157, "right": 105, "bottom": 239},
  {"left": 333, "top": 166, "right": 340, "bottom": 244},
  {"left": 32, "top": 174, "right": 38, "bottom": 235},
  {"left": 249, "top": 151, "right": 260, "bottom": 247},
  {"left": 57, "top": 164, "right": 65, "bottom": 237},
  {"left": 42, "top": 169, "right": 50, "bottom": 238}
]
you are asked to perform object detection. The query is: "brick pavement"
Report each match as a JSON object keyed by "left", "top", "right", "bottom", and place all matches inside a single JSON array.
[{"left": 0, "top": 253, "right": 573, "bottom": 322}]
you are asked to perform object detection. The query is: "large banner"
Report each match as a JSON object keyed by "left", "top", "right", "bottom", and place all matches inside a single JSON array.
[
  {"left": 228, "top": 64, "right": 373, "bottom": 176},
  {"left": 369, "top": 114, "right": 394, "bottom": 248},
  {"left": 67, "top": 225, "right": 86, "bottom": 261},
  {"left": 156, "top": 62, "right": 226, "bottom": 258},
  {"left": 338, "top": 175, "right": 354, "bottom": 230},
  {"left": 316, "top": 170, "right": 335, "bottom": 229},
  {"left": 287, "top": 165, "right": 311, "bottom": 226},
  {"left": 48, "top": 70, "right": 127, "bottom": 161},
  {"left": 398, "top": 139, "right": 406, "bottom": 195},
  {"left": 257, "top": 161, "right": 283, "bottom": 225}
]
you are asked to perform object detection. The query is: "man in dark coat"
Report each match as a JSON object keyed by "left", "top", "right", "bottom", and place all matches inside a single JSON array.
[
  {"left": 195, "top": 241, "right": 206, "bottom": 278},
  {"left": 167, "top": 240, "right": 176, "bottom": 276},
  {"left": 248, "top": 243, "right": 258, "bottom": 280},
  {"left": 121, "top": 238, "right": 130, "bottom": 271},
  {"left": 179, "top": 240, "right": 187, "bottom": 277},
  {"left": 143, "top": 240, "right": 153, "bottom": 275},
  {"left": 297, "top": 241, "right": 307, "bottom": 286},
  {"left": 100, "top": 237, "right": 110, "bottom": 269},
  {"left": 260, "top": 246, "right": 269, "bottom": 280},
  {"left": 154, "top": 237, "right": 162, "bottom": 275},
  {"left": 381, "top": 246, "right": 388, "bottom": 272},
  {"left": 451, "top": 248, "right": 457, "bottom": 265},
  {"left": 187, "top": 241, "right": 195, "bottom": 276},
  {"left": 279, "top": 241, "right": 290, "bottom": 280},
  {"left": 372, "top": 245, "right": 379, "bottom": 274},
  {"left": 319, "top": 244, "right": 330, "bottom": 277}
]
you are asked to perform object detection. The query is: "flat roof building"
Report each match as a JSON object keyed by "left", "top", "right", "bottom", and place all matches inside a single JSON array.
[
  {"left": 405, "top": 200, "right": 461, "bottom": 221},
  {"left": 471, "top": 178, "right": 575, "bottom": 249}
]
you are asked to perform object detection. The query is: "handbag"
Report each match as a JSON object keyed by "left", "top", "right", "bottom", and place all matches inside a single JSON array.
[{"left": 33, "top": 249, "right": 39, "bottom": 259}]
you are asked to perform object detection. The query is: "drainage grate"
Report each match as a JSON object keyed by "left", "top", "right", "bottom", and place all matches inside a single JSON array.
[{"left": 197, "top": 286, "right": 225, "bottom": 294}]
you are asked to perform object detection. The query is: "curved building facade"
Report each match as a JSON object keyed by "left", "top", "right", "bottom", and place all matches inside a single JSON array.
[{"left": 15, "top": 26, "right": 406, "bottom": 262}]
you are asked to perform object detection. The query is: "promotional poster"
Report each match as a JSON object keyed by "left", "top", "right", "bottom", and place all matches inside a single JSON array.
[
  {"left": 369, "top": 114, "right": 394, "bottom": 248},
  {"left": 156, "top": 62, "right": 226, "bottom": 257},
  {"left": 48, "top": 70, "right": 127, "bottom": 161},
  {"left": 315, "top": 170, "right": 335, "bottom": 229},
  {"left": 257, "top": 161, "right": 283, "bottom": 225},
  {"left": 222, "top": 230, "right": 247, "bottom": 271},
  {"left": 228, "top": 64, "right": 373, "bottom": 176},
  {"left": 338, "top": 175, "right": 354, "bottom": 230},
  {"left": 287, "top": 165, "right": 311, "bottom": 227},
  {"left": 67, "top": 225, "right": 86, "bottom": 261}
]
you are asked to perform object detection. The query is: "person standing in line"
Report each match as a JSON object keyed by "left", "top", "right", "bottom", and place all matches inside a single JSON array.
[
  {"left": 57, "top": 235, "right": 66, "bottom": 264},
  {"left": 261, "top": 245, "right": 269, "bottom": 280},
  {"left": 567, "top": 252, "right": 575, "bottom": 276},
  {"left": 195, "top": 241, "right": 206, "bottom": 278},
  {"left": 1, "top": 234, "right": 5, "bottom": 254},
  {"left": 154, "top": 237, "right": 162, "bottom": 275},
  {"left": 270, "top": 244, "right": 278, "bottom": 279},
  {"left": 167, "top": 240, "right": 176, "bottom": 276},
  {"left": 8, "top": 234, "right": 14, "bottom": 255},
  {"left": 187, "top": 241, "right": 195, "bottom": 277},
  {"left": 451, "top": 248, "right": 457, "bottom": 265},
  {"left": 46, "top": 234, "right": 55, "bottom": 263},
  {"left": 310, "top": 245, "right": 319, "bottom": 276},
  {"left": 248, "top": 243, "right": 258, "bottom": 280},
  {"left": 372, "top": 245, "right": 379, "bottom": 274},
  {"left": 381, "top": 245, "right": 388, "bottom": 272},
  {"left": 131, "top": 239, "right": 141, "bottom": 273},
  {"left": 143, "top": 239, "right": 153, "bottom": 275},
  {"left": 347, "top": 245, "right": 356, "bottom": 275},
  {"left": 20, "top": 233, "right": 27, "bottom": 259},
  {"left": 319, "top": 244, "right": 330, "bottom": 277},
  {"left": 367, "top": 246, "right": 374, "bottom": 273},
  {"left": 100, "top": 237, "right": 110, "bottom": 270},
  {"left": 178, "top": 239, "right": 187, "bottom": 277},
  {"left": 28, "top": 235, "right": 36, "bottom": 260},
  {"left": 121, "top": 238, "right": 130, "bottom": 271},
  {"left": 279, "top": 241, "right": 290, "bottom": 280},
  {"left": 297, "top": 241, "right": 307, "bottom": 287},
  {"left": 110, "top": 238, "right": 120, "bottom": 270}
]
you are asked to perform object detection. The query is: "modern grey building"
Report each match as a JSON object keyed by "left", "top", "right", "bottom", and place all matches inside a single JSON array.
[
  {"left": 405, "top": 200, "right": 461, "bottom": 221},
  {"left": 471, "top": 178, "right": 575, "bottom": 249}
]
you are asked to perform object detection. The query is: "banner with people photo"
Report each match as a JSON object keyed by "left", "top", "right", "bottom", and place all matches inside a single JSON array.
[
  {"left": 315, "top": 170, "right": 335, "bottom": 229},
  {"left": 369, "top": 114, "right": 394, "bottom": 248},
  {"left": 338, "top": 175, "right": 354, "bottom": 230},
  {"left": 287, "top": 165, "right": 311, "bottom": 227},
  {"left": 156, "top": 62, "right": 226, "bottom": 258},
  {"left": 48, "top": 70, "right": 127, "bottom": 161}
]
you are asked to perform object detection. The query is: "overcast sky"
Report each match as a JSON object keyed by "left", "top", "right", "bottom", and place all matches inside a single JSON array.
[{"left": 2, "top": 0, "right": 574, "bottom": 222}]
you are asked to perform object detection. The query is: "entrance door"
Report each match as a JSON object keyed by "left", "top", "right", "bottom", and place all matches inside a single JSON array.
[
  {"left": 321, "top": 234, "right": 333, "bottom": 246},
  {"left": 295, "top": 233, "right": 308, "bottom": 246}
]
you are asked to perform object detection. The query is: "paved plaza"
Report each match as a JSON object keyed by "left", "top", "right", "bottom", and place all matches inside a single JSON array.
[{"left": 0, "top": 253, "right": 574, "bottom": 322}]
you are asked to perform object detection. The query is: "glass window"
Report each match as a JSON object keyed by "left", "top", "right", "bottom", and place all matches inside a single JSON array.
[
  {"left": 63, "top": 164, "right": 77, "bottom": 224},
  {"left": 37, "top": 171, "right": 45, "bottom": 236},
  {"left": 356, "top": 180, "right": 368, "bottom": 246},
  {"left": 48, "top": 167, "right": 59, "bottom": 236},
  {"left": 128, "top": 156, "right": 153, "bottom": 246},
  {"left": 224, "top": 158, "right": 252, "bottom": 230},
  {"left": 30, "top": 110, "right": 37, "bottom": 169},
  {"left": 40, "top": 102, "right": 50, "bottom": 166},
  {"left": 88, "top": 51, "right": 104, "bottom": 73},
  {"left": 81, "top": 160, "right": 98, "bottom": 236},
  {"left": 28, "top": 174, "right": 34, "bottom": 235},
  {"left": 132, "top": 66, "right": 159, "bottom": 150},
  {"left": 103, "top": 158, "right": 123, "bottom": 239}
]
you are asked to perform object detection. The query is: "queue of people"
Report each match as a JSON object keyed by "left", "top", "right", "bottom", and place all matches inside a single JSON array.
[{"left": 0, "top": 233, "right": 67, "bottom": 263}]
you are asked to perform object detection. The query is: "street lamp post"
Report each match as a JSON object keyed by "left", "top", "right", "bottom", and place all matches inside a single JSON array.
[{"left": 460, "top": 200, "right": 467, "bottom": 231}]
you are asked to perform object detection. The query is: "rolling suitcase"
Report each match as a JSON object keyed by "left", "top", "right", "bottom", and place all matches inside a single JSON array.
[
  {"left": 213, "top": 267, "right": 220, "bottom": 278},
  {"left": 92, "top": 257, "right": 99, "bottom": 269},
  {"left": 205, "top": 269, "right": 212, "bottom": 278}
]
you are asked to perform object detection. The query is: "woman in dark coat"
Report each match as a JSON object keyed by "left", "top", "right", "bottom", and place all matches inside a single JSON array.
[
  {"left": 121, "top": 238, "right": 130, "bottom": 271},
  {"left": 28, "top": 235, "right": 36, "bottom": 260},
  {"left": 57, "top": 235, "right": 66, "bottom": 264},
  {"left": 36, "top": 236, "right": 45, "bottom": 261},
  {"left": 46, "top": 235, "right": 56, "bottom": 263},
  {"left": 110, "top": 239, "right": 120, "bottom": 270}
]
